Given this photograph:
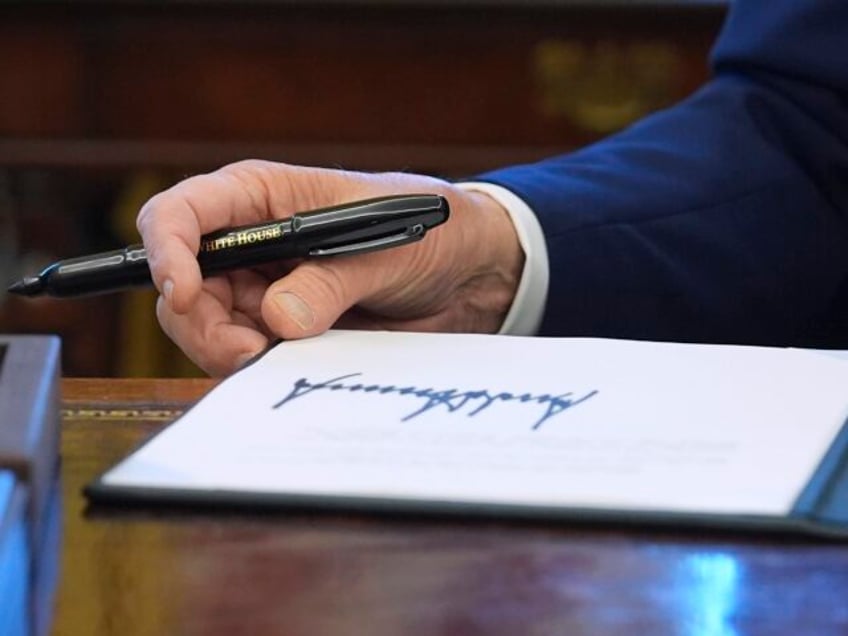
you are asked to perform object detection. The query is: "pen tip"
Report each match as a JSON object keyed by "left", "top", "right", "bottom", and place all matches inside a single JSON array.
[{"left": 7, "top": 276, "right": 45, "bottom": 297}]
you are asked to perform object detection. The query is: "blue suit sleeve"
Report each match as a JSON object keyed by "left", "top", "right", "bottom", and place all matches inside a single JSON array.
[{"left": 476, "top": 0, "right": 848, "bottom": 346}]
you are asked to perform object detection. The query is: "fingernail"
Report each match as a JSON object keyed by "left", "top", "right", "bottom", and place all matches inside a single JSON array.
[
  {"left": 235, "top": 350, "right": 260, "bottom": 369},
  {"left": 162, "top": 278, "right": 174, "bottom": 302},
  {"left": 273, "top": 291, "right": 314, "bottom": 331}
]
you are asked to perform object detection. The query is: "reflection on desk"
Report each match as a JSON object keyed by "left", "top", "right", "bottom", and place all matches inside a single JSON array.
[{"left": 55, "top": 378, "right": 848, "bottom": 636}]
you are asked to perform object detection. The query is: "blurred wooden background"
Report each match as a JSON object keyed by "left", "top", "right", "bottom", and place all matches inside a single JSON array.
[{"left": 0, "top": 0, "right": 726, "bottom": 376}]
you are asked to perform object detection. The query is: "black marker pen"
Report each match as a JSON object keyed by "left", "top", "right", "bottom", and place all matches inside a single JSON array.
[{"left": 8, "top": 194, "right": 449, "bottom": 298}]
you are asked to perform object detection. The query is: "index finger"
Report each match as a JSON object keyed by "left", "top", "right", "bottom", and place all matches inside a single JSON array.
[{"left": 136, "top": 161, "right": 281, "bottom": 314}]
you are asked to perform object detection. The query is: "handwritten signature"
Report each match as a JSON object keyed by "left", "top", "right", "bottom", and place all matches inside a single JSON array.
[{"left": 272, "top": 373, "right": 598, "bottom": 430}]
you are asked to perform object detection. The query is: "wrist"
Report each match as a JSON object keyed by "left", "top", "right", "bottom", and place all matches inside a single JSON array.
[{"left": 450, "top": 187, "right": 525, "bottom": 332}]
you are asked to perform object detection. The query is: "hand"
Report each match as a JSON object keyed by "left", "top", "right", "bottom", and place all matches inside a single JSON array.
[{"left": 136, "top": 160, "right": 524, "bottom": 376}]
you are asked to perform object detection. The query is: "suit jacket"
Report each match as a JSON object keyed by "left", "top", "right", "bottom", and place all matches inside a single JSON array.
[{"left": 478, "top": 0, "right": 848, "bottom": 347}]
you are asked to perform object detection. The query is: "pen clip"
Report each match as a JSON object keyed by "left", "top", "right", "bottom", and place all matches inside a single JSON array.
[{"left": 308, "top": 224, "right": 426, "bottom": 257}]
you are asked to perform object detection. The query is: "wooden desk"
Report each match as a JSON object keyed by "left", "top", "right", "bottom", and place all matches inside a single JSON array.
[{"left": 56, "top": 378, "right": 848, "bottom": 635}]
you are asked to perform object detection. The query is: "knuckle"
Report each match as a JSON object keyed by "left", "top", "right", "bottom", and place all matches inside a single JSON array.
[
  {"left": 135, "top": 193, "right": 162, "bottom": 234},
  {"left": 310, "top": 263, "right": 351, "bottom": 307}
]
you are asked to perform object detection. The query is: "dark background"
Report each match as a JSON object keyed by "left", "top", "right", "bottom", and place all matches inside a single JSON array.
[{"left": 0, "top": 0, "right": 726, "bottom": 376}]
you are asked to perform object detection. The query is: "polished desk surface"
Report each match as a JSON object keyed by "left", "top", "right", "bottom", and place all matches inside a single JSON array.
[{"left": 57, "top": 378, "right": 848, "bottom": 635}]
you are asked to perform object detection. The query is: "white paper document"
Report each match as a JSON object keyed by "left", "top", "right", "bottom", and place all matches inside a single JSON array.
[{"left": 97, "top": 331, "right": 848, "bottom": 517}]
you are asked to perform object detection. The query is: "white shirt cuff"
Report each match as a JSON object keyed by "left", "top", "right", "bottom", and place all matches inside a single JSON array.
[{"left": 457, "top": 182, "right": 549, "bottom": 336}]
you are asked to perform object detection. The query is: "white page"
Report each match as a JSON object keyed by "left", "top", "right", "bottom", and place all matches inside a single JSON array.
[{"left": 100, "top": 331, "right": 848, "bottom": 516}]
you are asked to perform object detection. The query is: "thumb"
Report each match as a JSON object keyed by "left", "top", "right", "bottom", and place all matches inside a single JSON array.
[{"left": 260, "top": 259, "right": 375, "bottom": 339}]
